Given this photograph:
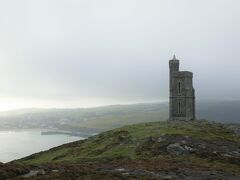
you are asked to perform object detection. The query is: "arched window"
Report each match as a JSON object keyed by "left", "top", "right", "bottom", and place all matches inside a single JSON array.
[
  {"left": 178, "top": 81, "right": 181, "bottom": 95},
  {"left": 178, "top": 102, "right": 182, "bottom": 114}
]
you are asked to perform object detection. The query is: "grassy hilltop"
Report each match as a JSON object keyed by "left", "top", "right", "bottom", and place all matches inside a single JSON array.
[
  {"left": 20, "top": 120, "right": 240, "bottom": 164},
  {"left": 2, "top": 120, "right": 238, "bottom": 179}
]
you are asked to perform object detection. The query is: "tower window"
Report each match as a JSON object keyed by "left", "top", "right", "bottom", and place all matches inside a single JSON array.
[
  {"left": 178, "top": 102, "right": 182, "bottom": 114},
  {"left": 178, "top": 81, "right": 181, "bottom": 95}
]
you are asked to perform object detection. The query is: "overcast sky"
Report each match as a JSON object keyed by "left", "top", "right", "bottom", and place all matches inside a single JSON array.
[{"left": 0, "top": 0, "right": 239, "bottom": 111}]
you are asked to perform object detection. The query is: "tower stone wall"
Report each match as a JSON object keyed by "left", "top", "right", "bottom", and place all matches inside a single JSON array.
[{"left": 169, "top": 56, "right": 195, "bottom": 121}]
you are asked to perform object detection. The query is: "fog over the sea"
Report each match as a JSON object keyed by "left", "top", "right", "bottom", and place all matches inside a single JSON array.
[{"left": 0, "top": 0, "right": 239, "bottom": 111}]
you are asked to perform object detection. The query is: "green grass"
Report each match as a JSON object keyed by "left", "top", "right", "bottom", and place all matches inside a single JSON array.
[
  {"left": 23, "top": 148, "right": 70, "bottom": 164},
  {"left": 21, "top": 121, "right": 240, "bottom": 164},
  {"left": 19, "top": 120, "right": 240, "bottom": 165}
]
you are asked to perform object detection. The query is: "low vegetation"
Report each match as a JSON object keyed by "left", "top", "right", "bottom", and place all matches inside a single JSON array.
[
  {"left": 1, "top": 120, "right": 240, "bottom": 179},
  {"left": 0, "top": 162, "right": 29, "bottom": 180},
  {"left": 18, "top": 120, "right": 239, "bottom": 164},
  {"left": 0, "top": 120, "right": 234, "bottom": 179}
]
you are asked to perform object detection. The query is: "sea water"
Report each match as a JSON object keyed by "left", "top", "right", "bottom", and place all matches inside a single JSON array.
[{"left": 0, "top": 130, "right": 83, "bottom": 163}]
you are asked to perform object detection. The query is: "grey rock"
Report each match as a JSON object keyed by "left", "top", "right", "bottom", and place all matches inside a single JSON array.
[{"left": 167, "top": 143, "right": 190, "bottom": 155}]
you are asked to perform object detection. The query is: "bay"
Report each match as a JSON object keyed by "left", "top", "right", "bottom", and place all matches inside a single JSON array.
[{"left": 0, "top": 130, "right": 84, "bottom": 163}]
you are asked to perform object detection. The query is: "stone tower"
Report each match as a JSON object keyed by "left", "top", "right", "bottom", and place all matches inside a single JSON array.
[{"left": 169, "top": 55, "right": 195, "bottom": 121}]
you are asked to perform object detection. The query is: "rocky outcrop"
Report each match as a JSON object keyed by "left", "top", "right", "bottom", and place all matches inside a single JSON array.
[
  {"left": 226, "top": 124, "right": 240, "bottom": 137},
  {"left": 136, "top": 135, "right": 240, "bottom": 165}
]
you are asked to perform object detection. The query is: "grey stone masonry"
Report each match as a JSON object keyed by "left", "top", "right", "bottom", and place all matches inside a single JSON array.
[{"left": 169, "top": 55, "right": 195, "bottom": 121}]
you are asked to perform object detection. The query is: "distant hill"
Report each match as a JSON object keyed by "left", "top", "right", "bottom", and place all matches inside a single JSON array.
[
  {"left": 3, "top": 120, "right": 238, "bottom": 179},
  {"left": 197, "top": 100, "right": 240, "bottom": 123},
  {"left": 0, "top": 100, "right": 239, "bottom": 132},
  {"left": 0, "top": 103, "right": 168, "bottom": 132}
]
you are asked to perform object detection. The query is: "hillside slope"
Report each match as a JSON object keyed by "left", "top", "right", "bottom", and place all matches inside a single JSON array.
[
  {"left": 4, "top": 120, "right": 239, "bottom": 179},
  {"left": 0, "top": 101, "right": 239, "bottom": 133},
  {"left": 0, "top": 103, "right": 168, "bottom": 132}
]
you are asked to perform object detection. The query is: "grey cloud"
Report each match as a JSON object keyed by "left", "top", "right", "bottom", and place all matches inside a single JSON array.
[{"left": 0, "top": 0, "right": 239, "bottom": 109}]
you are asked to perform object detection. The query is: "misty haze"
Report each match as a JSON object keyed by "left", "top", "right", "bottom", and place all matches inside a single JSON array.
[{"left": 0, "top": 1, "right": 240, "bottom": 179}]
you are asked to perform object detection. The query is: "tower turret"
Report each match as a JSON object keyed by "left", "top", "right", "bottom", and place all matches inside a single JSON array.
[{"left": 169, "top": 55, "right": 179, "bottom": 74}]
